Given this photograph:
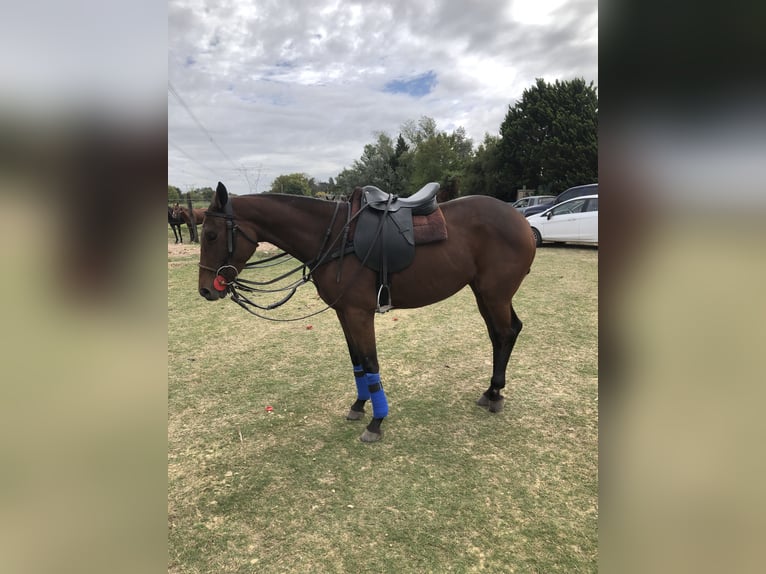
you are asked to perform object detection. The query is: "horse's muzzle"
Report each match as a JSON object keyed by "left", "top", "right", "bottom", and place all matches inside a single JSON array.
[{"left": 199, "top": 286, "right": 226, "bottom": 300}]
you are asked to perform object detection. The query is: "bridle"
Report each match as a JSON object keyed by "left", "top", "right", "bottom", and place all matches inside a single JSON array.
[
  {"left": 197, "top": 199, "right": 371, "bottom": 321},
  {"left": 197, "top": 199, "right": 260, "bottom": 281}
]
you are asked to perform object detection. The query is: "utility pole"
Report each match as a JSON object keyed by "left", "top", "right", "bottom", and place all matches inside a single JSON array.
[{"left": 186, "top": 187, "right": 199, "bottom": 243}]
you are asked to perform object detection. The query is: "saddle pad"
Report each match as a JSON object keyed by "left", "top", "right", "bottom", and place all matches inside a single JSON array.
[{"left": 412, "top": 207, "right": 448, "bottom": 244}]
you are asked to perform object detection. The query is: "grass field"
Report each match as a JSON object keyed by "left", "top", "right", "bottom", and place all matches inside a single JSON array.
[{"left": 168, "top": 235, "right": 598, "bottom": 573}]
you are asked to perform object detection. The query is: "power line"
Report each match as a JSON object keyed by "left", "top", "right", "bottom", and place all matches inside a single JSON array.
[
  {"left": 168, "top": 138, "right": 219, "bottom": 178},
  {"left": 168, "top": 81, "right": 254, "bottom": 192}
]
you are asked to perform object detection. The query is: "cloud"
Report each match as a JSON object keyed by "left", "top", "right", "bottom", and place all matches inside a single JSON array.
[{"left": 168, "top": 0, "right": 597, "bottom": 195}]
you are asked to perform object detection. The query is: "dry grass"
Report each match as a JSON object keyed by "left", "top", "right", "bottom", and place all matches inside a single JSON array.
[{"left": 168, "top": 239, "right": 598, "bottom": 573}]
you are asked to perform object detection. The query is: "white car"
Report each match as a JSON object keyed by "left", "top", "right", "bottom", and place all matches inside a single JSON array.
[{"left": 526, "top": 194, "right": 598, "bottom": 246}]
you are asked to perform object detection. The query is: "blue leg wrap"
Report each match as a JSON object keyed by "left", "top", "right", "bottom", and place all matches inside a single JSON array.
[
  {"left": 354, "top": 365, "right": 370, "bottom": 400},
  {"left": 366, "top": 372, "right": 388, "bottom": 418}
]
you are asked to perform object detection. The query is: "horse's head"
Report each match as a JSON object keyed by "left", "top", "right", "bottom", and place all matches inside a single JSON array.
[{"left": 198, "top": 182, "right": 259, "bottom": 300}]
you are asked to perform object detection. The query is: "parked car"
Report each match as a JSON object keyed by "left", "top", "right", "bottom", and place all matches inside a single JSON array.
[
  {"left": 523, "top": 183, "right": 598, "bottom": 217},
  {"left": 526, "top": 194, "right": 598, "bottom": 246},
  {"left": 511, "top": 195, "right": 555, "bottom": 212}
]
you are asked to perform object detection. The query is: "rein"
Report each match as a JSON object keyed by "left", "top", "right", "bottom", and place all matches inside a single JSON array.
[{"left": 200, "top": 198, "right": 376, "bottom": 322}]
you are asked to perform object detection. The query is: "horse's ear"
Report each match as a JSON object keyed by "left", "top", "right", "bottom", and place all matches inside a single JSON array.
[{"left": 215, "top": 181, "right": 229, "bottom": 207}]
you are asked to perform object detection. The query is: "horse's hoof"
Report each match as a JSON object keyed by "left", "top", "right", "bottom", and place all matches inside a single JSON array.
[
  {"left": 488, "top": 398, "right": 504, "bottom": 413},
  {"left": 360, "top": 429, "right": 383, "bottom": 443},
  {"left": 477, "top": 395, "right": 504, "bottom": 413},
  {"left": 346, "top": 409, "right": 365, "bottom": 421}
]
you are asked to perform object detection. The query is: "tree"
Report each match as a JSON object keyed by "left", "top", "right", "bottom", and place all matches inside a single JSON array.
[
  {"left": 401, "top": 116, "right": 438, "bottom": 147},
  {"left": 498, "top": 78, "right": 598, "bottom": 197},
  {"left": 269, "top": 173, "right": 313, "bottom": 196},
  {"left": 333, "top": 118, "right": 475, "bottom": 197},
  {"left": 388, "top": 134, "right": 411, "bottom": 196},
  {"left": 196, "top": 187, "right": 214, "bottom": 202},
  {"left": 334, "top": 166, "right": 363, "bottom": 195},
  {"left": 405, "top": 122, "right": 473, "bottom": 194},
  {"left": 168, "top": 185, "right": 182, "bottom": 202},
  {"left": 334, "top": 133, "right": 399, "bottom": 194},
  {"left": 394, "top": 134, "right": 409, "bottom": 158},
  {"left": 399, "top": 117, "right": 475, "bottom": 193},
  {"left": 461, "top": 134, "right": 509, "bottom": 199}
]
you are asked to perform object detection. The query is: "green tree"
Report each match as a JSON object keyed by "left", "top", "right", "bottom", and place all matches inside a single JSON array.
[
  {"left": 498, "top": 77, "right": 598, "bottom": 196},
  {"left": 388, "top": 134, "right": 411, "bottom": 195},
  {"left": 461, "top": 134, "right": 509, "bottom": 199},
  {"left": 394, "top": 134, "right": 409, "bottom": 158},
  {"left": 197, "top": 187, "right": 214, "bottom": 202},
  {"left": 335, "top": 132, "right": 398, "bottom": 194},
  {"left": 181, "top": 186, "right": 214, "bottom": 203},
  {"left": 168, "top": 185, "right": 182, "bottom": 202},
  {"left": 401, "top": 116, "right": 438, "bottom": 147},
  {"left": 406, "top": 121, "right": 473, "bottom": 194},
  {"left": 333, "top": 117, "right": 475, "bottom": 198},
  {"left": 269, "top": 173, "right": 313, "bottom": 195},
  {"left": 334, "top": 166, "right": 363, "bottom": 195}
]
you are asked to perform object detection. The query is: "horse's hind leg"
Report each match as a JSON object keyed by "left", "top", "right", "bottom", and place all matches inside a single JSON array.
[{"left": 473, "top": 289, "right": 523, "bottom": 413}]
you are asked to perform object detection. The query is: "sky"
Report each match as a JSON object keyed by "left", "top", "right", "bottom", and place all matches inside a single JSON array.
[{"left": 168, "top": 0, "right": 598, "bottom": 196}]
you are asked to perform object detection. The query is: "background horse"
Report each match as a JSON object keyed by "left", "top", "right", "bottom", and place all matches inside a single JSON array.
[
  {"left": 173, "top": 205, "right": 207, "bottom": 242},
  {"left": 168, "top": 205, "right": 184, "bottom": 243},
  {"left": 197, "top": 182, "right": 535, "bottom": 442}
]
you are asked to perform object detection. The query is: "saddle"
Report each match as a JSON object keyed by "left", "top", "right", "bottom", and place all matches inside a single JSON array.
[
  {"left": 361, "top": 182, "right": 440, "bottom": 215},
  {"left": 349, "top": 183, "right": 448, "bottom": 312}
]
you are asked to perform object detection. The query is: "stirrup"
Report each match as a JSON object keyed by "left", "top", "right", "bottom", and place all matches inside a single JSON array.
[{"left": 376, "top": 284, "right": 393, "bottom": 313}]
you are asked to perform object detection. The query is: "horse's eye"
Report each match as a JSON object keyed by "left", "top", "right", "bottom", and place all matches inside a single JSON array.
[{"left": 205, "top": 231, "right": 217, "bottom": 241}]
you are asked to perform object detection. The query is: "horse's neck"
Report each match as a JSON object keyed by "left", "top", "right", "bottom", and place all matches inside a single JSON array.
[{"left": 235, "top": 195, "right": 337, "bottom": 262}]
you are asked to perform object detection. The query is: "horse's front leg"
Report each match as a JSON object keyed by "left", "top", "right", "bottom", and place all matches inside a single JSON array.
[
  {"left": 359, "top": 353, "right": 386, "bottom": 442},
  {"left": 346, "top": 363, "right": 368, "bottom": 420},
  {"left": 337, "top": 310, "right": 367, "bottom": 420},
  {"left": 336, "top": 309, "right": 388, "bottom": 442}
]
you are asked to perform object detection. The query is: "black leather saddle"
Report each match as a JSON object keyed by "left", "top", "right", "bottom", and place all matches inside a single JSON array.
[
  {"left": 361, "top": 182, "right": 440, "bottom": 215},
  {"left": 353, "top": 182, "right": 441, "bottom": 312}
]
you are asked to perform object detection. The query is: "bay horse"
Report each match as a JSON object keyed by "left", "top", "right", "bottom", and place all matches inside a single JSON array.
[
  {"left": 168, "top": 205, "right": 184, "bottom": 243},
  {"left": 173, "top": 205, "right": 207, "bottom": 242},
  {"left": 197, "top": 182, "right": 535, "bottom": 442}
]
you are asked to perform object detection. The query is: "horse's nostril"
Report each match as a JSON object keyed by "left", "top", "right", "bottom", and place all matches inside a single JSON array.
[{"left": 199, "top": 287, "right": 212, "bottom": 299}]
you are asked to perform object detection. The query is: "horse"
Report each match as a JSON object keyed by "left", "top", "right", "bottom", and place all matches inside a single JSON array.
[
  {"left": 168, "top": 205, "right": 184, "bottom": 243},
  {"left": 173, "top": 205, "right": 207, "bottom": 242},
  {"left": 197, "top": 182, "right": 536, "bottom": 442}
]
